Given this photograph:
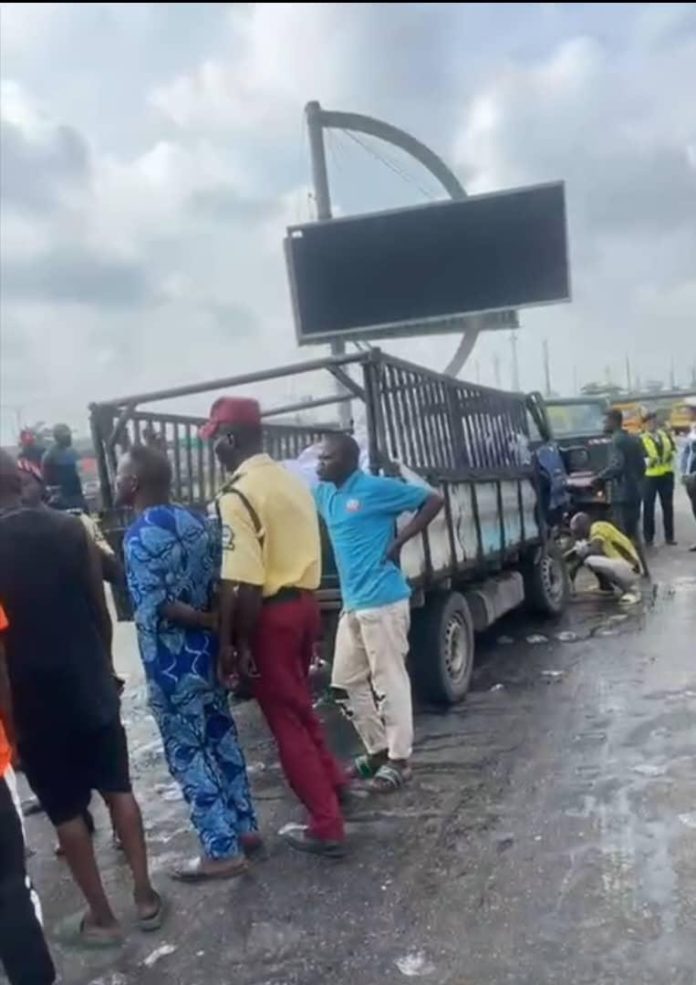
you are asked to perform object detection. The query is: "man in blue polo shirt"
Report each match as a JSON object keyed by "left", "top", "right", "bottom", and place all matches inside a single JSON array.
[{"left": 315, "top": 434, "right": 443, "bottom": 792}]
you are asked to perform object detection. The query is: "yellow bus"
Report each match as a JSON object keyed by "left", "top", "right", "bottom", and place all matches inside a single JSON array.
[{"left": 612, "top": 391, "right": 696, "bottom": 435}]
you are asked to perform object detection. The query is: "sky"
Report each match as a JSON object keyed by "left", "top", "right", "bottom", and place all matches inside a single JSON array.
[{"left": 1, "top": 2, "right": 695, "bottom": 442}]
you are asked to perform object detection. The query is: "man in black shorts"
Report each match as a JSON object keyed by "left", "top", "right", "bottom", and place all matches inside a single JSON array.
[{"left": 0, "top": 451, "right": 163, "bottom": 947}]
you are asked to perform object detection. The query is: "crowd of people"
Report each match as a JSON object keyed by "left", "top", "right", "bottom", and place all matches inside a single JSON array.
[
  {"left": 0, "top": 397, "right": 443, "bottom": 980},
  {"left": 567, "top": 401, "right": 696, "bottom": 597},
  {"left": 1, "top": 397, "right": 695, "bottom": 982}
]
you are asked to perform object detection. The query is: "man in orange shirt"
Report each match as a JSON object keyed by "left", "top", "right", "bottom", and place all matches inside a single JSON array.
[{"left": 1, "top": 603, "right": 56, "bottom": 985}]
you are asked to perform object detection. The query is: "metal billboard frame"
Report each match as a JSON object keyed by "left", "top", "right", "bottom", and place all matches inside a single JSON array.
[{"left": 285, "top": 179, "right": 569, "bottom": 347}]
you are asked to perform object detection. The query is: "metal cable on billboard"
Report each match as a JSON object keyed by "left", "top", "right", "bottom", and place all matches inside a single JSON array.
[{"left": 305, "top": 101, "right": 487, "bottom": 379}]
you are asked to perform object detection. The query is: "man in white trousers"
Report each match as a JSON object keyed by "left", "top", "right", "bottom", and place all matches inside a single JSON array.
[{"left": 315, "top": 435, "right": 443, "bottom": 792}]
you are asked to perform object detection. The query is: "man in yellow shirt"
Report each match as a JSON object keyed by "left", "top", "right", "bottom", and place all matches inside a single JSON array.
[
  {"left": 568, "top": 512, "right": 643, "bottom": 596},
  {"left": 200, "top": 397, "right": 346, "bottom": 858}
]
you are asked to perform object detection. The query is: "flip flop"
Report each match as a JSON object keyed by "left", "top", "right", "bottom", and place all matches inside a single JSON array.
[
  {"left": 138, "top": 892, "right": 168, "bottom": 933},
  {"left": 54, "top": 912, "right": 123, "bottom": 950},
  {"left": 369, "top": 762, "right": 413, "bottom": 793},
  {"left": 170, "top": 858, "right": 249, "bottom": 884}
]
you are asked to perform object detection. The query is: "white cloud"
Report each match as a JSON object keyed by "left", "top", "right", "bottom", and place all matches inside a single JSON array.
[{"left": 2, "top": 3, "right": 696, "bottom": 443}]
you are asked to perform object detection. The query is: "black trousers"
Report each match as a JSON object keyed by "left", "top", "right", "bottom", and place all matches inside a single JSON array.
[
  {"left": 643, "top": 473, "right": 675, "bottom": 543},
  {"left": 685, "top": 474, "right": 696, "bottom": 522},
  {"left": 0, "top": 775, "right": 55, "bottom": 985}
]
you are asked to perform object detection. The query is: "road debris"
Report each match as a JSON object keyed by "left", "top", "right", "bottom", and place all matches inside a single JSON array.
[
  {"left": 526, "top": 634, "right": 548, "bottom": 644},
  {"left": 556, "top": 630, "right": 578, "bottom": 642},
  {"left": 632, "top": 763, "right": 667, "bottom": 777},
  {"left": 678, "top": 813, "right": 696, "bottom": 830},
  {"left": 143, "top": 944, "right": 177, "bottom": 968},
  {"left": 490, "top": 683, "right": 505, "bottom": 692},
  {"left": 541, "top": 670, "right": 565, "bottom": 681},
  {"left": 395, "top": 951, "right": 436, "bottom": 976}
]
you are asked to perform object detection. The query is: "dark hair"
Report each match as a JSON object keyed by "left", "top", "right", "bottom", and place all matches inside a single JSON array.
[
  {"left": 606, "top": 408, "right": 623, "bottom": 427},
  {"left": 128, "top": 444, "right": 172, "bottom": 491},
  {"left": 326, "top": 432, "right": 360, "bottom": 468}
]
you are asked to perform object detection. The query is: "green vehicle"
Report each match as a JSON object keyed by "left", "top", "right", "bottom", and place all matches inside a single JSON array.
[{"left": 543, "top": 396, "right": 612, "bottom": 517}]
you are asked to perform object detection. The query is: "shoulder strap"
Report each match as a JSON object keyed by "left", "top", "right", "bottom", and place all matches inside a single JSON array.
[{"left": 217, "top": 485, "right": 264, "bottom": 544}]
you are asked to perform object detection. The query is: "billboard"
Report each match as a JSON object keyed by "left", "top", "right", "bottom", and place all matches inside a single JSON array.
[{"left": 285, "top": 181, "right": 569, "bottom": 345}]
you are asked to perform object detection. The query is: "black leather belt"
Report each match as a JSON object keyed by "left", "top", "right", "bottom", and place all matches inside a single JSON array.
[{"left": 263, "top": 587, "right": 310, "bottom": 606}]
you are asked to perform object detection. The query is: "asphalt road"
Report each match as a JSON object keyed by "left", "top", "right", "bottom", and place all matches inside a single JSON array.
[{"left": 16, "top": 500, "right": 696, "bottom": 985}]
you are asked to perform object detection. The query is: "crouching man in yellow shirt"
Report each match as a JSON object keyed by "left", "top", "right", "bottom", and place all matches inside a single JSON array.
[{"left": 568, "top": 513, "right": 644, "bottom": 597}]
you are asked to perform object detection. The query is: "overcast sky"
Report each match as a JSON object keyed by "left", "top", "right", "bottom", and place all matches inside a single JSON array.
[{"left": 1, "top": 2, "right": 695, "bottom": 442}]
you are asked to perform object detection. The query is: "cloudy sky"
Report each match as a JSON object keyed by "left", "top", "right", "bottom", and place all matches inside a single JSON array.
[{"left": 1, "top": 2, "right": 695, "bottom": 442}]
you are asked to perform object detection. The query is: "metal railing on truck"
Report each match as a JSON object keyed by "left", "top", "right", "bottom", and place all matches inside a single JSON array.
[{"left": 90, "top": 349, "right": 542, "bottom": 616}]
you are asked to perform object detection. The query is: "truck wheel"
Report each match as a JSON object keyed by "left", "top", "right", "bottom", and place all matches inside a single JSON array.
[
  {"left": 409, "top": 592, "right": 475, "bottom": 705},
  {"left": 523, "top": 542, "right": 569, "bottom": 616}
]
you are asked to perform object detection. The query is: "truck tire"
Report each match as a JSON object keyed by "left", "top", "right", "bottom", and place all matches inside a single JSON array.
[
  {"left": 523, "top": 542, "right": 569, "bottom": 617},
  {"left": 409, "top": 592, "right": 475, "bottom": 705}
]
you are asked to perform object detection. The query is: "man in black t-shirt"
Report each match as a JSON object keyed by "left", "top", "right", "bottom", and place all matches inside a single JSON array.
[{"left": 0, "top": 450, "right": 164, "bottom": 946}]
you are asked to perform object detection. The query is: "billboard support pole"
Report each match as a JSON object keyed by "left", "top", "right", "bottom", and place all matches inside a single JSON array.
[
  {"left": 306, "top": 102, "right": 352, "bottom": 428},
  {"left": 305, "top": 101, "right": 497, "bottom": 380}
]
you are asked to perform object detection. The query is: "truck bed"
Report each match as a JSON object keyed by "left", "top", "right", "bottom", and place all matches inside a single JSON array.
[{"left": 90, "top": 350, "right": 544, "bottom": 615}]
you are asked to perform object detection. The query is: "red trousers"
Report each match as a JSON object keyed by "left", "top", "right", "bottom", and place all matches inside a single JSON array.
[{"left": 251, "top": 593, "right": 345, "bottom": 842}]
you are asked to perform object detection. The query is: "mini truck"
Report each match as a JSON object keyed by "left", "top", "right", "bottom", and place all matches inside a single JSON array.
[{"left": 90, "top": 349, "right": 570, "bottom": 705}]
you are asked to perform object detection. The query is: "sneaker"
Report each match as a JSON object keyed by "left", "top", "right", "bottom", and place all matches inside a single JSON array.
[{"left": 281, "top": 826, "right": 347, "bottom": 858}]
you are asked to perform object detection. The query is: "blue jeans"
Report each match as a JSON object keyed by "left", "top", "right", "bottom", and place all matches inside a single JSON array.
[{"left": 150, "top": 675, "right": 258, "bottom": 859}]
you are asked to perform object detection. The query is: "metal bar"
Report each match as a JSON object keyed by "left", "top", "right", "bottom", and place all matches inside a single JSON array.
[
  {"left": 363, "top": 361, "right": 382, "bottom": 475},
  {"left": 469, "top": 483, "right": 484, "bottom": 562},
  {"left": 185, "top": 424, "right": 194, "bottom": 500},
  {"left": 197, "top": 433, "right": 206, "bottom": 504},
  {"left": 95, "top": 352, "right": 367, "bottom": 410},
  {"left": 382, "top": 363, "right": 399, "bottom": 463},
  {"left": 107, "top": 402, "right": 136, "bottom": 451},
  {"left": 441, "top": 483, "right": 458, "bottom": 573},
  {"left": 262, "top": 393, "right": 354, "bottom": 419},
  {"left": 327, "top": 366, "right": 365, "bottom": 400},
  {"left": 172, "top": 424, "right": 182, "bottom": 501}
]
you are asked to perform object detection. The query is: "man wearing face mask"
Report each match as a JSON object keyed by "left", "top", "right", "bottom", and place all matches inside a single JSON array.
[{"left": 201, "top": 397, "right": 347, "bottom": 858}]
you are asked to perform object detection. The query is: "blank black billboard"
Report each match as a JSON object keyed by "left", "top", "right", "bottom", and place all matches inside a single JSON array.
[{"left": 285, "top": 181, "right": 569, "bottom": 344}]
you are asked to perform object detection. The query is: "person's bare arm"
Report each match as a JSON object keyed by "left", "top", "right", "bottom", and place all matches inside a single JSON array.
[
  {"left": 234, "top": 584, "right": 262, "bottom": 676},
  {"left": 83, "top": 525, "right": 113, "bottom": 657},
  {"left": 100, "top": 549, "right": 123, "bottom": 585},
  {"left": 160, "top": 600, "right": 217, "bottom": 631},
  {"left": 386, "top": 493, "right": 444, "bottom": 562}
]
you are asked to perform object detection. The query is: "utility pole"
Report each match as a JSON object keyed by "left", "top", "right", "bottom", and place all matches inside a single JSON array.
[
  {"left": 543, "top": 339, "right": 551, "bottom": 397},
  {"left": 305, "top": 101, "right": 351, "bottom": 427},
  {"left": 510, "top": 331, "right": 520, "bottom": 391},
  {"left": 669, "top": 357, "right": 676, "bottom": 390},
  {"left": 625, "top": 355, "right": 632, "bottom": 393}
]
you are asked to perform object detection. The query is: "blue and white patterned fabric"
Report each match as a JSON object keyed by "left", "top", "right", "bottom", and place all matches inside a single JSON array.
[{"left": 124, "top": 505, "right": 257, "bottom": 859}]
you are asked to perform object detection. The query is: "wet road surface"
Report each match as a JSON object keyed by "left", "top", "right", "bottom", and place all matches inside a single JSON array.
[{"left": 17, "top": 505, "right": 696, "bottom": 985}]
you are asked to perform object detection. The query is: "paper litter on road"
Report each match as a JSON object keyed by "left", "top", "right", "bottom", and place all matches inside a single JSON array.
[
  {"left": 541, "top": 670, "right": 564, "bottom": 680},
  {"left": 489, "top": 683, "right": 505, "bottom": 692},
  {"left": 278, "top": 822, "right": 305, "bottom": 836},
  {"left": 632, "top": 764, "right": 666, "bottom": 777},
  {"left": 678, "top": 813, "right": 696, "bottom": 830},
  {"left": 556, "top": 631, "right": 578, "bottom": 642},
  {"left": 395, "top": 951, "right": 436, "bottom": 976},
  {"left": 526, "top": 634, "right": 548, "bottom": 645},
  {"left": 143, "top": 944, "right": 177, "bottom": 967}
]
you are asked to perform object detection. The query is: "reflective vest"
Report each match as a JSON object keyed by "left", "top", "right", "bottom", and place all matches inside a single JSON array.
[{"left": 641, "top": 429, "right": 675, "bottom": 477}]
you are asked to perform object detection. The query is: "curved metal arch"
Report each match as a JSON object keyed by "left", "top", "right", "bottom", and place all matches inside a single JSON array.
[{"left": 307, "top": 102, "right": 482, "bottom": 377}]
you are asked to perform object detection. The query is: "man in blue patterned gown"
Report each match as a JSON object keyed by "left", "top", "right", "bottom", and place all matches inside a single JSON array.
[{"left": 117, "top": 445, "right": 259, "bottom": 882}]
